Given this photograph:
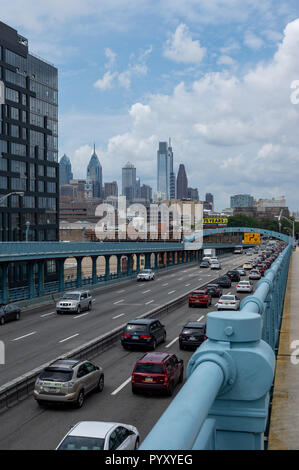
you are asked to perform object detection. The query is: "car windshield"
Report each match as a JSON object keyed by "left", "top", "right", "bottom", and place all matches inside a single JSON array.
[
  {"left": 221, "top": 295, "right": 235, "bottom": 301},
  {"left": 126, "top": 324, "right": 147, "bottom": 332},
  {"left": 57, "top": 436, "right": 105, "bottom": 450},
  {"left": 135, "top": 363, "right": 164, "bottom": 374},
  {"left": 183, "top": 328, "right": 204, "bottom": 334},
  {"left": 239, "top": 281, "right": 250, "bottom": 285},
  {"left": 140, "top": 270, "right": 151, "bottom": 274},
  {"left": 62, "top": 294, "right": 80, "bottom": 300},
  {"left": 39, "top": 369, "right": 73, "bottom": 382},
  {"left": 191, "top": 292, "right": 205, "bottom": 296}
]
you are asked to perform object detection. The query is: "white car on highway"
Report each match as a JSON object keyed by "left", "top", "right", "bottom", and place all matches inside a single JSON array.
[
  {"left": 210, "top": 261, "right": 221, "bottom": 270},
  {"left": 217, "top": 295, "right": 241, "bottom": 311},
  {"left": 236, "top": 280, "right": 254, "bottom": 293},
  {"left": 137, "top": 269, "right": 155, "bottom": 281},
  {"left": 56, "top": 421, "right": 140, "bottom": 450},
  {"left": 249, "top": 270, "right": 261, "bottom": 280}
]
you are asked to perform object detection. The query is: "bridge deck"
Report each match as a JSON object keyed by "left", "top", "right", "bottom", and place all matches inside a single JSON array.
[{"left": 268, "top": 248, "right": 299, "bottom": 449}]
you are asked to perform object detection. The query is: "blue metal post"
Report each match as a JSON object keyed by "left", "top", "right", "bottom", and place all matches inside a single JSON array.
[
  {"left": 172, "top": 252, "right": 176, "bottom": 265},
  {"left": 117, "top": 255, "right": 122, "bottom": 278},
  {"left": 58, "top": 259, "right": 65, "bottom": 292},
  {"left": 1, "top": 263, "right": 8, "bottom": 304},
  {"left": 76, "top": 258, "right": 82, "bottom": 288},
  {"left": 28, "top": 262, "right": 34, "bottom": 299},
  {"left": 155, "top": 253, "right": 159, "bottom": 270},
  {"left": 145, "top": 253, "right": 151, "bottom": 269},
  {"left": 127, "top": 254, "right": 132, "bottom": 275},
  {"left": 167, "top": 251, "right": 171, "bottom": 267},
  {"left": 92, "top": 256, "right": 97, "bottom": 284},
  {"left": 38, "top": 261, "right": 44, "bottom": 297},
  {"left": 136, "top": 254, "right": 140, "bottom": 273},
  {"left": 105, "top": 255, "right": 110, "bottom": 281}
]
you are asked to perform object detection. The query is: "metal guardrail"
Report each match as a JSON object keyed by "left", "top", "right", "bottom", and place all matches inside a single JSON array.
[
  {"left": 0, "top": 254, "right": 241, "bottom": 413},
  {"left": 140, "top": 243, "right": 292, "bottom": 450}
]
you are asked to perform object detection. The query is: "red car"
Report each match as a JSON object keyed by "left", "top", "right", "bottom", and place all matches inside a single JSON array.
[
  {"left": 189, "top": 289, "right": 212, "bottom": 308},
  {"left": 131, "top": 352, "right": 184, "bottom": 396}
]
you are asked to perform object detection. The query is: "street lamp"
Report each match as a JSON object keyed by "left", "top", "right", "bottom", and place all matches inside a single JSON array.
[
  {"left": 0, "top": 192, "right": 24, "bottom": 205},
  {"left": 276, "top": 210, "right": 295, "bottom": 244},
  {"left": 25, "top": 221, "right": 30, "bottom": 242}
]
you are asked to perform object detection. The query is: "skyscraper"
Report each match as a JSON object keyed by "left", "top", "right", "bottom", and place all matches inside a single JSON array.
[
  {"left": 59, "top": 154, "right": 73, "bottom": 185},
  {"left": 205, "top": 193, "right": 214, "bottom": 210},
  {"left": 188, "top": 187, "right": 199, "bottom": 201},
  {"left": 103, "top": 181, "right": 118, "bottom": 199},
  {"left": 122, "top": 162, "right": 136, "bottom": 202},
  {"left": 230, "top": 194, "right": 254, "bottom": 209},
  {"left": 157, "top": 139, "right": 175, "bottom": 200},
  {"left": 0, "top": 21, "right": 59, "bottom": 242},
  {"left": 87, "top": 145, "right": 102, "bottom": 199},
  {"left": 176, "top": 164, "right": 188, "bottom": 200},
  {"left": 136, "top": 177, "right": 141, "bottom": 198}
]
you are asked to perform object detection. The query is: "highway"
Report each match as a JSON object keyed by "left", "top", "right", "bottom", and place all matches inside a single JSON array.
[
  {"left": 0, "top": 252, "right": 248, "bottom": 386},
  {"left": 0, "top": 252, "right": 258, "bottom": 450}
]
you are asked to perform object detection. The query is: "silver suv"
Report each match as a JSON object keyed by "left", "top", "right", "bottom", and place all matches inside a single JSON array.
[
  {"left": 136, "top": 269, "right": 155, "bottom": 281},
  {"left": 56, "top": 290, "right": 92, "bottom": 314},
  {"left": 34, "top": 359, "right": 104, "bottom": 408}
]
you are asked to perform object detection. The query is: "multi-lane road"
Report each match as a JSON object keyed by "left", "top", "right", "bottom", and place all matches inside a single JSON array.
[{"left": 0, "top": 252, "right": 258, "bottom": 450}]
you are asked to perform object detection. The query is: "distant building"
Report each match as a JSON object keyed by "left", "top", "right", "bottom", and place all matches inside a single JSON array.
[
  {"left": 122, "top": 162, "right": 136, "bottom": 202},
  {"left": 205, "top": 193, "right": 214, "bottom": 210},
  {"left": 188, "top": 187, "right": 199, "bottom": 201},
  {"left": 231, "top": 194, "right": 254, "bottom": 209},
  {"left": 157, "top": 139, "right": 175, "bottom": 200},
  {"left": 140, "top": 184, "right": 153, "bottom": 203},
  {"left": 59, "top": 154, "right": 73, "bottom": 185},
  {"left": 87, "top": 145, "right": 102, "bottom": 199},
  {"left": 256, "top": 196, "right": 287, "bottom": 209},
  {"left": 176, "top": 164, "right": 188, "bottom": 200},
  {"left": 136, "top": 177, "right": 141, "bottom": 198},
  {"left": 103, "top": 181, "right": 118, "bottom": 199}
]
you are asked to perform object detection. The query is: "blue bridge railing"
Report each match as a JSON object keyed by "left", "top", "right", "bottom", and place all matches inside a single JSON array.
[{"left": 140, "top": 242, "right": 292, "bottom": 450}]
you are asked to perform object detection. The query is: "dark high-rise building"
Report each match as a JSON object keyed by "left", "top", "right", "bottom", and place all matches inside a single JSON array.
[
  {"left": 59, "top": 154, "right": 73, "bottom": 185},
  {"left": 0, "top": 21, "right": 59, "bottom": 243},
  {"left": 205, "top": 193, "right": 214, "bottom": 210},
  {"left": 188, "top": 187, "right": 199, "bottom": 201},
  {"left": 103, "top": 181, "right": 118, "bottom": 199},
  {"left": 87, "top": 145, "right": 102, "bottom": 198},
  {"left": 176, "top": 164, "right": 188, "bottom": 200},
  {"left": 122, "top": 162, "right": 136, "bottom": 202},
  {"left": 140, "top": 184, "right": 152, "bottom": 203},
  {"left": 136, "top": 177, "right": 141, "bottom": 198}
]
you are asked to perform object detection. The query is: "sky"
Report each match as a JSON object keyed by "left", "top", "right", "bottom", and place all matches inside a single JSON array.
[{"left": 1, "top": 0, "right": 299, "bottom": 211}]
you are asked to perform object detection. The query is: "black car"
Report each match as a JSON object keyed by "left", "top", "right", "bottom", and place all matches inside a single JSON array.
[
  {"left": 121, "top": 319, "right": 166, "bottom": 350},
  {"left": 216, "top": 276, "right": 232, "bottom": 288},
  {"left": 206, "top": 284, "right": 223, "bottom": 298},
  {"left": 226, "top": 270, "right": 241, "bottom": 282},
  {"left": 179, "top": 322, "right": 206, "bottom": 350},
  {"left": 200, "top": 261, "right": 210, "bottom": 268},
  {"left": 0, "top": 304, "right": 21, "bottom": 325}
]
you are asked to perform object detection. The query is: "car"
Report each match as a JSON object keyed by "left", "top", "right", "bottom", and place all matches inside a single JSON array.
[
  {"left": 249, "top": 269, "right": 261, "bottom": 280},
  {"left": 200, "top": 260, "right": 210, "bottom": 268},
  {"left": 121, "top": 319, "right": 166, "bottom": 350},
  {"left": 131, "top": 352, "right": 184, "bottom": 396},
  {"left": 34, "top": 359, "right": 104, "bottom": 408},
  {"left": 136, "top": 269, "right": 155, "bottom": 281},
  {"left": 243, "top": 263, "right": 253, "bottom": 270},
  {"left": 208, "top": 257, "right": 219, "bottom": 265},
  {"left": 206, "top": 284, "right": 223, "bottom": 297},
  {"left": 236, "top": 280, "right": 253, "bottom": 293},
  {"left": 236, "top": 268, "right": 246, "bottom": 276},
  {"left": 226, "top": 270, "right": 241, "bottom": 282},
  {"left": 0, "top": 303, "right": 21, "bottom": 325},
  {"left": 56, "top": 421, "right": 140, "bottom": 450},
  {"left": 189, "top": 289, "right": 212, "bottom": 308},
  {"left": 216, "top": 276, "right": 232, "bottom": 288},
  {"left": 210, "top": 261, "right": 221, "bottom": 270},
  {"left": 56, "top": 290, "right": 92, "bottom": 314},
  {"left": 179, "top": 322, "right": 207, "bottom": 350},
  {"left": 217, "top": 294, "right": 241, "bottom": 311}
]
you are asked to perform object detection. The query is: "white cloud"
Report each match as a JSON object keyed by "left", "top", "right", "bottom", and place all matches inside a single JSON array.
[
  {"left": 244, "top": 31, "right": 265, "bottom": 49},
  {"left": 94, "top": 71, "right": 117, "bottom": 90},
  {"left": 217, "top": 55, "right": 236, "bottom": 66},
  {"left": 164, "top": 24, "right": 206, "bottom": 64}
]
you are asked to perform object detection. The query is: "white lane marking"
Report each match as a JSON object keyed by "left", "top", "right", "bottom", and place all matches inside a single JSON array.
[
  {"left": 113, "top": 313, "right": 125, "bottom": 320},
  {"left": 162, "top": 283, "right": 169, "bottom": 287},
  {"left": 198, "top": 279, "right": 202, "bottom": 281},
  {"left": 59, "top": 334, "right": 79, "bottom": 343},
  {"left": 142, "top": 290, "right": 151, "bottom": 294},
  {"left": 117, "top": 290, "right": 125, "bottom": 294},
  {"left": 111, "top": 377, "right": 131, "bottom": 396},
  {"left": 73, "top": 312, "right": 90, "bottom": 319},
  {"left": 178, "top": 278, "right": 183, "bottom": 281},
  {"left": 12, "top": 331, "right": 37, "bottom": 342},
  {"left": 145, "top": 300, "right": 154, "bottom": 305},
  {"left": 114, "top": 299, "right": 124, "bottom": 305},
  {"left": 168, "top": 290, "right": 176, "bottom": 294},
  {"left": 165, "top": 337, "right": 179, "bottom": 348},
  {"left": 185, "top": 284, "right": 191, "bottom": 287},
  {"left": 41, "top": 312, "right": 55, "bottom": 318},
  {"left": 197, "top": 316, "right": 204, "bottom": 322}
]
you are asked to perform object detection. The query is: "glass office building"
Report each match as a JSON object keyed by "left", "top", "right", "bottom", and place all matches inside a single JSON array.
[
  {"left": 157, "top": 140, "right": 175, "bottom": 200},
  {"left": 0, "top": 21, "right": 59, "bottom": 242}
]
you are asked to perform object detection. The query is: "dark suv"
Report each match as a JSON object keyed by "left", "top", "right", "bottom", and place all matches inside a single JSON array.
[
  {"left": 226, "top": 270, "right": 241, "bottom": 282},
  {"left": 179, "top": 322, "right": 207, "bottom": 350},
  {"left": 121, "top": 319, "right": 166, "bottom": 350},
  {"left": 131, "top": 352, "right": 184, "bottom": 396},
  {"left": 206, "top": 284, "right": 223, "bottom": 298},
  {"left": 216, "top": 276, "right": 232, "bottom": 288}
]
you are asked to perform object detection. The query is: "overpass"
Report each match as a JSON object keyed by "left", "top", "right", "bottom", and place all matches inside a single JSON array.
[{"left": 0, "top": 227, "right": 290, "bottom": 305}]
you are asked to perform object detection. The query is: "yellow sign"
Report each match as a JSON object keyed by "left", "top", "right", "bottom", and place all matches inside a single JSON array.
[
  {"left": 203, "top": 218, "right": 228, "bottom": 225},
  {"left": 244, "top": 232, "right": 261, "bottom": 245}
]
